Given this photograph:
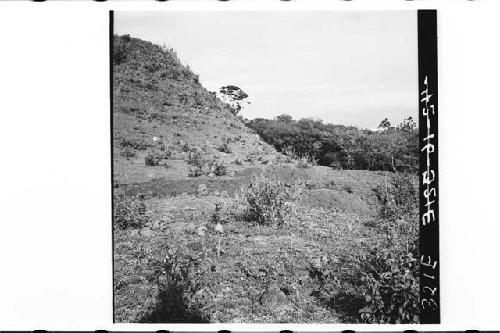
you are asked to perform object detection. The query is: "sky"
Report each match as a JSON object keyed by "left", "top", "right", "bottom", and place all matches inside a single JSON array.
[{"left": 115, "top": 11, "right": 418, "bottom": 129}]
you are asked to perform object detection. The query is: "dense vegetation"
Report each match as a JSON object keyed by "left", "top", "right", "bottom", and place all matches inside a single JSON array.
[{"left": 246, "top": 115, "right": 418, "bottom": 173}]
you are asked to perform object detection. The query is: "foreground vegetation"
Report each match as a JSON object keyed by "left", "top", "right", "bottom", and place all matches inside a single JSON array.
[{"left": 114, "top": 167, "right": 419, "bottom": 323}]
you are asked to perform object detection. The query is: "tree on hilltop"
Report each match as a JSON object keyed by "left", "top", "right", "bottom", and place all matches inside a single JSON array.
[
  {"left": 397, "top": 116, "right": 417, "bottom": 131},
  {"left": 378, "top": 118, "right": 392, "bottom": 130},
  {"left": 219, "top": 85, "right": 250, "bottom": 115}
]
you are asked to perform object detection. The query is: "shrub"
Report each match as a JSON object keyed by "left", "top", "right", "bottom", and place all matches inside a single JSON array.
[
  {"left": 356, "top": 173, "right": 419, "bottom": 323},
  {"left": 217, "top": 142, "right": 232, "bottom": 154},
  {"left": 211, "top": 201, "right": 231, "bottom": 225},
  {"left": 376, "top": 173, "right": 418, "bottom": 222},
  {"left": 211, "top": 159, "right": 228, "bottom": 176},
  {"left": 244, "top": 152, "right": 260, "bottom": 163},
  {"left": 120, "top": 147, "right": 137, "bottom": 159},
  {"left": 145, "top": 150, "right": 171, "bottom": 167},
  {"left": 188, "top": 166, "right": 203, "bottom": 178},
  {"left": 186, "top": 150, "right": 204, "bottom": 167},
  {"left": 188, "top": 157, "right": 228, "bottom": 177},
  {"left": 113, "top": 195, "right": 150, "bottom": 230},
  {"left": 357, "top": 235, "right": 419, "bottom": 323},
  {"left": 296, "top": 153, "right": 318, "bottom": 169},
  {"left": 281, "top": 146, "right": 297, "bottom": 163},
  {"left": 241, "top": 175, "right": 304, "bottom": 225},
  {"left": 182, "top": 142, "right": 193, "bottom": 153},
  {"left": 120, "top": 137, "right": 150, "bottom": 150},
  {"left": 149, "top": 247, "right": 210, "bottom": 323}
]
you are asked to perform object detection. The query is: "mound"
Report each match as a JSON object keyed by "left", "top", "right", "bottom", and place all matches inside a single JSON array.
[{"left": 112, "top": 34, "right": 276, "bottom": 185}]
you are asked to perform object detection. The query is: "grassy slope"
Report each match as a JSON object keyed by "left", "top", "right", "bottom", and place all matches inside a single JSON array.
[
  {"left": 113, "top": 35, "right": 405, "bottom": 323},
  {"left": 113, "top": 35, "right": 276, "bottom": 186}
]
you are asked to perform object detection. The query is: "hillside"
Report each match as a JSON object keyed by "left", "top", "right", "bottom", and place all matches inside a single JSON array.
[
  {"left": 113, "top": 34, "right": 276, "bottom": 186},
  {"left": 112, "top": 35, "right": 419, "bottom": 324}
]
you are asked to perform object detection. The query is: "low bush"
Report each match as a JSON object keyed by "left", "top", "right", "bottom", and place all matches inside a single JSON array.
[
  {"left": 356, "top": 173, "right": 419, "bottom": 323},
  {"left": 211, "top": 159, "right": 228, "bottom": 176},
  {"left": 217, "top": 142, "right": 232, "bottom": 154},
  {"left": 113, "top": 195, "right": 150, "bottom": 230},
  {"left": 376, "top": 173, "right": 418, "bottom": 223},
  {"left": 188, "top": 155, "right": 228, "bottom": 177},
  {"left": 312, "top": 172, "right": 419, "bottom": 323},
  {"left": 296, "top": 153, "right": 318, "bottom": 169},
  {"left": 241, "top": 174, "right": 304, "bottom": 225},
  {"left": 357, "top": 235, "right": 419, "bottom": 324},
  {"left": 148, "top": 246, "right": 211, "bottom": 323},
  {"left": 182, "top": 142, "right": 193, "bottom": 153},
  {"left": 120, "top": 147, "right": 137, "bottom": 159},
  {"left": 120, "top": 137, "right": 150, "bottom": 150},
  {"left": 145, "top": 150, "right": 171, "bottom": 167},
  {"left": 188, "top": 166, "right": 203, "bottom": 178},
  {"left": 210, "top": 201, "right": 235, "bottom": 226},
  {"left": 244, "top": 152, "right": 260, "bottom": 163},
  {"left": 186, "top": 150, "right": 204, "bottom": 167}
]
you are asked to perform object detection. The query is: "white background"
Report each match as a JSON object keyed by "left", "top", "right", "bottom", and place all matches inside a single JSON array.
[{"left": 0, "top": 0, "right": 499, "bottom": 331}]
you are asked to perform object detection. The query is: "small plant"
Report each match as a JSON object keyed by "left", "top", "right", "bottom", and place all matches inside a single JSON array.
[
  {"left": 245, "top": 152, "right": 259, "bottom": 163},
  {"left": 279, "top": 146, "right": 298, "bottom": 163},
  {"left": 211, "top": 202, "right": 225, "bottom": 225},
  {"left": 113, "top": 195, "right": 150, "bottom": 230},
  {"left": 145, "top": 150, "right": 171, "bottom": 167},
  {"left": 188, "top": 165, "right": 204, "bottom": 178},
  {"left": 376, "top": 173, "right": 418, "bottom": 222},
  {"left": 186, "top": 150, "right": 204, "bottom": 167},
  {"left": 187, "top": 156, "right": 228, "bottom": 177},
  {"left": 241, "top": 174, "right": 304, "bottom": 225},
  {"left": 149, "top": 247, "right": 210, "bottom": 323},
  {"left": 120, "top": 147, "right": 137, "bottom": 159},
  {"left": 120, "top": 137, "right": 150, "bottom": 150},
  {"left": 182, "top": 142, "right": 193, "bottom": 153},
  {"left": 217, "top": 142, "right": 232, "bottom": 154},
  {"left": 211, "top": 159, "right": 228, "bottom": 176},
  {"left": 296, "top": 153, "right": 318, "bottom": 169}
]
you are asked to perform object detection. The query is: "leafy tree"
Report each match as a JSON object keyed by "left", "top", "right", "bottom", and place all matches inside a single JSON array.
[
  {"left": 378, "top": 118, "right": 392, "bottom": 130},
  {"left": 397, "top": 116, "right": 417, "bottom": 131},
  {"left": 218, "top": 85, "right": 249, "bottom": 115}
]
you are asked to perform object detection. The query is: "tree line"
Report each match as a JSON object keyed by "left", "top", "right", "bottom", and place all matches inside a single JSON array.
[{"left": 246, "top": 115, "right": 418, "bottom": 173}]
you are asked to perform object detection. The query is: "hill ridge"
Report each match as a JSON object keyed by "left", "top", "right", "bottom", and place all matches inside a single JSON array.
[{"left": 112, "top": 34, "right": 277, "bottom": 185}]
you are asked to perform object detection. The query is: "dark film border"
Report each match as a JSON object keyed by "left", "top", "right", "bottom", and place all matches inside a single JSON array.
[
  {"left": 110, "top": 10, "right": 116, "bottom": 323},
  {"left": 418, "top": 9, "right": 440, "bottom": 324}
]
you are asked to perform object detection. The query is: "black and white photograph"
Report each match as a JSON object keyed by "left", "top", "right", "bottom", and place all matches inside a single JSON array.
[
  {"left": 112, "top": 10, "right": 433, "bottom": 324},
  {"left": 4, "top": 0, "right": 500, "bottom": 330}
]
